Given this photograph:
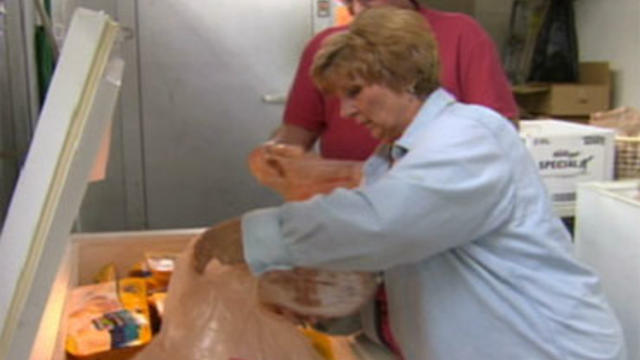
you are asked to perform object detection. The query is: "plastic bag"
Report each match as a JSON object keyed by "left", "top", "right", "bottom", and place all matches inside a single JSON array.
[
  {"left": 590, "top": 107, "right": 640, "bottom": 179},
  {"left": 528, "top": 0, "right": 579, "bottom": 82},
  {"left": 259, "top": 268, "right": 379, "bottom": 319},
  {"left": 134, "top": 242, "right": 323, "bottom": 360},
  {"left": 248, "top": 144, "right": 362, "bottom": 201},
  {"left": 248, "top": 143, "right": 377, "bottom": 321},
  {"left": 503, "top": 0, "right": 551, "bottom": 84}
]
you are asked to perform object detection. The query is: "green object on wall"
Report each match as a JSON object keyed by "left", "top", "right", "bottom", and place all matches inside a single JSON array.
[{"left": 35, "top": 0, "right": 54, "bottom": 106}]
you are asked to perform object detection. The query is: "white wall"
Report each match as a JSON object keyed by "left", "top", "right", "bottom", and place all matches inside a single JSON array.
[
  {"left": 424, "top": 0, "right": 475, "bottom": 15},
  {"left": 575, "top": 0, "right": 640, "bottom": 109},
  {"left": 474, "top": 0, "right": 513, "bottom": 54},
  {"left": 421, "top": 0, "right": 513, "bottom": 56},
  {"left": 467, "top": 0, "right": 640, "bottom": 109}
]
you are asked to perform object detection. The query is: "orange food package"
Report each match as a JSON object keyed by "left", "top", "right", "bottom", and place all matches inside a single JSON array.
[
  {"left": 147, "top": 292, "right": 167, "bottom": 318},
  {"left": 145, "top": 252, "right": 179, "bottom": 288},
  {"left": 92, "top": 263, "right": 117, "bottom": 283},
  {"left": 65, "top": 278, "right": 152, "bottom": 357}
]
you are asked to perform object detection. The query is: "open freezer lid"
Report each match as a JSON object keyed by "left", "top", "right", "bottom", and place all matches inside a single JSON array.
[{"left": 0, "top": 8, "right": 123, "bottom": 360}]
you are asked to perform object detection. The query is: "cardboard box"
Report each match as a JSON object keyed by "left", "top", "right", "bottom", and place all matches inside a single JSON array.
[
  {"left": 520, "top": 120, "right": 615, "bottom": 217},
  {"left": 514, "top": 62, "right": 611, "bottom": 117}
]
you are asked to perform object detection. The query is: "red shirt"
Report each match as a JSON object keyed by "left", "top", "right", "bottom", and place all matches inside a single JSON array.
[{"left": 283, "top": 7, "right": 518, "bottom": 160}]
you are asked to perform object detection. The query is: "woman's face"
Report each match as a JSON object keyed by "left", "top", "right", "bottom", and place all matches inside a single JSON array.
[{"left": 338, "top": 82, "right": 419, "bottom": 143}]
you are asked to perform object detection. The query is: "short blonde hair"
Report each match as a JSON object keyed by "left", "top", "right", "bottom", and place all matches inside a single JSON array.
[{"left": 312, "top": 7, "right": 439, "bottom": 97}]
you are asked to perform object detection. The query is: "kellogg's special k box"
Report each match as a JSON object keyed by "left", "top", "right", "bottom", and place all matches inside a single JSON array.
[{"left": 520, "top": 120, "right": 615, "bottom": 217}]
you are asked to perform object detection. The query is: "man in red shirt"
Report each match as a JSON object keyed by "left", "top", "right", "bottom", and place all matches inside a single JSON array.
[{"left": 267, "top": 0, "right": 518, "bottom": 161}]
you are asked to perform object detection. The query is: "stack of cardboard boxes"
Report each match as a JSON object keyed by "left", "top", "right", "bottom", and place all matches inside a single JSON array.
[{"left": 513, "top": 62, "right": 611, "bottom": 123}]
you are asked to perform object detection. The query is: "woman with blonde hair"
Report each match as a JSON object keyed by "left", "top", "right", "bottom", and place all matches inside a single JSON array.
[{"left": 193, "top": 8, "right": 625, "bottom": 359}]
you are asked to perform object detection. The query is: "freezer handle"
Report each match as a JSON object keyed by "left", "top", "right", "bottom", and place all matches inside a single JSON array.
[{"left": 261, "top": 93, "right": 288, "bottom": 104}]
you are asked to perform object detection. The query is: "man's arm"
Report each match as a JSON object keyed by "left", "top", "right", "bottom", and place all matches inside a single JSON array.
[
  {"left": 457, "top": 17, "right": 519, "bottom": 125},
  {"left": 277, "top": 28, "right": 345, "bottom": 148},
  {"left": 268, "top": 124, "right": 319, "bottom": 151}
]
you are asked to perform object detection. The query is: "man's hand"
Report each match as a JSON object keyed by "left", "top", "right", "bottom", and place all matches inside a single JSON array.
[{"left": 192, "top": 217, "right": 244, "bottom": 274}]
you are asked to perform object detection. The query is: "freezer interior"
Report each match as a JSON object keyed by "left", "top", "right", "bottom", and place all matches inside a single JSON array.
[
  {"left": 30, "top": 229, "right": 198, "bottom": 360},
  {"left": 30, "top": 229, "right": 391, "bottom": 360}
]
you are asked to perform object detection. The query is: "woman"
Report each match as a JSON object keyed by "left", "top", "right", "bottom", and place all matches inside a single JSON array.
[{"left": 192, "top": 7, "right": 625, "bottom": 360}]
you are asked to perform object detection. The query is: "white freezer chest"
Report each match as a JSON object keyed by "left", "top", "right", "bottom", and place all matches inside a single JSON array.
[
  {"left": 574, "top": 180, "right": 640, "bottom": 359},
  {"left": 0, "top": 8, "right": 391, "bottom": 360},
  {"left": 30, "top": 229, "right": 199, "bottom": 360},
  {"left": 31, "top": 230, "right": 392, "bottom": 360},
  {"left": 0, "top": 8, "right": 123, "bottom": 360}
]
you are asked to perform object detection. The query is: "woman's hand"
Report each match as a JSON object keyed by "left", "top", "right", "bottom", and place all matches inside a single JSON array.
[
  {"left": 248, "top": 142, "right": 364, "bottom": 201},
  {"left": 192, "top": 217, "right": 244, "bottom": 274}
]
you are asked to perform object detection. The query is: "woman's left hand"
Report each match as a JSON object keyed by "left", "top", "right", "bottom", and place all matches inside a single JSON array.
[{"left": 192, "top": 217, "right": 245, "bottom": 273}]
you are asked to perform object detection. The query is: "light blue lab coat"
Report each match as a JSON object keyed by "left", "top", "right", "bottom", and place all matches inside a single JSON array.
[{"left": 242, "top": 89, "right": 626, "bottom": 360}]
